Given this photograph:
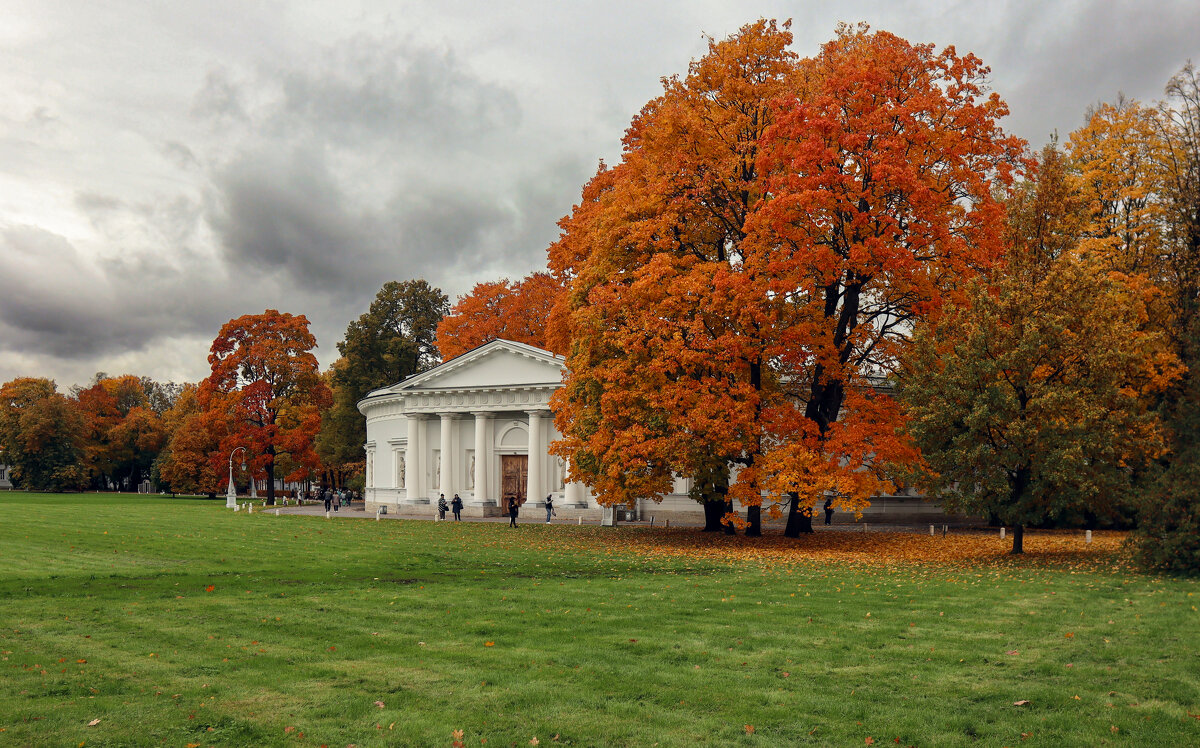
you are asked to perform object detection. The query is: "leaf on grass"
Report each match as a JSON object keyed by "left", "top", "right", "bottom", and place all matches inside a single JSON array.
[
  {"left": 1013, "top": 700, "right": 1030, "bottom": 707},
  {"left": 204, "top": 585, "right": 215, "bottom": 592},
  {"left": 744, "top": 725, "right": 755, "bottom": 734},
  {"left": 484, "top": 642, "right": 495, "bottom": 647},
  {"left": 1006, "top": 650, "right": 1020, "bottom": 656},
  {"left": 374, "top": 701, "right": 385, "bottom": 709},
  {"left": 1064, "top": 632, "right": 1074, "bottom": 639},
  {"left": 284, "top": 726, "right": 294, "bottom": 733},
  {"left": 530, "top": 738, "right": 539, "bottom": 746},
  {"left": 865, "top": 738, "right": 875, "bottom": 745},
  {"left": 87, "top": 718, "right": 101, "bottom": 727}
]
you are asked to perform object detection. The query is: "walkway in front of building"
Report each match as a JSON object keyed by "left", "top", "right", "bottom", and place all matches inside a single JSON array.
[{"left": 246, "top": 500, "right": 982, "bottom": 533}]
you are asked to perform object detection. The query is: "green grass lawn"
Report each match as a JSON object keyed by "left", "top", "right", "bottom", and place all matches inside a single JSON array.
[{"left": 0, "top": 492, "right": 1196, "bottom": 747}]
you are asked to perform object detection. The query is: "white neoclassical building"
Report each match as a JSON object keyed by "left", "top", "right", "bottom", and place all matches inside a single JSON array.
[{"left": 358, "top": 339, "right": 594, "bottom": 517}]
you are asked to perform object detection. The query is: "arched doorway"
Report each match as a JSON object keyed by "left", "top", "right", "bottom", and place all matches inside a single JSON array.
[{"left": 501, "top": 455, "right": 528, "bottom": 513}]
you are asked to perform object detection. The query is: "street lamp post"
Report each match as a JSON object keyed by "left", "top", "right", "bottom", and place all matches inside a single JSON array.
[{"left": 226, "top": 447, "right": 246, "bottom": 509}]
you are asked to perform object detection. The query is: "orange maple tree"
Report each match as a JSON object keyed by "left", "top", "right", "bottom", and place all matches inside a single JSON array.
[
  {"left": 549, "top": 21, "right": 1025, "bottom": 537},
  {"left": 201, "top": 310, "right": 331, "bottom": 504},
  {"left": 436, "top": 272, "right": 567, "bottom": 359}
]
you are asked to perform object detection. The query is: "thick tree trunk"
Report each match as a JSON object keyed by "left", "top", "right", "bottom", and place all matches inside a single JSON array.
[
  {"left": 265, "top": 461, "right": 276, "bottom": 506},
  {"left": 722, "top": 500, "right": 737, "bottom": 535},
  {"left": 745, "top": 505, "right": 762, "bottom": 537},
  {"left": 783, "top": 493, "right": 814, "bottom": 537},
  {"left": 702, "top": 500, "right": 725, "bottom": 532},
  {"left": 1011, "top": 524, "right": 1024, "bottom": 554}
]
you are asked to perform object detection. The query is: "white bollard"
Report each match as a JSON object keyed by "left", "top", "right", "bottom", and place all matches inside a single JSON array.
[
  {"left": 1001, "top": 527, "right": 1006, "bottom": 539},
  {"left": 577, "top": 516, "right": 582, "bottom": 525},
  {"left": 1086, "top": 529, "right": 1092, "bottom": 544},
  {"left": 275, "top": 509, "right": 279, "bottom": 516},
  {"left": 247, "top": 503, "right": 252, "bottom": 514},
  {"left": 326, "top": 510, "right": 330, "bottom": 519},
  {"left": 930, "top": 525, "right": 935, "bottom": 536},
  {"left": 375, "top": 509, "right": 381, "bottom": 521}
]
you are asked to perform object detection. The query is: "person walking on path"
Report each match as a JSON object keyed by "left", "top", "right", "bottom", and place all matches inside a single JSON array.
[
  {"left": 323, "top": 489, "right": 332, "bottom": 513},
  {"left": 544, "top": 495, "right": 555, "bottom": 524},
  {"left": 508, "top": 498, "right": 519, "bottom": 527},
  {"left": 437, "top": 494, "right": 448, "bottom": 521},
  {"left": 451, "top": 494, "right": 463, "bottom": 521},
  {"left": 823, "top": 498, "right": 834, "bottom": 525},
  {"left": 333, "top": 489, "right": 339, "bottom": 512}
]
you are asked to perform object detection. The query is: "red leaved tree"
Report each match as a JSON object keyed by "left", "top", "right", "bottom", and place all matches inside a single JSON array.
[
  {"left": 201, "top": 310, "right": 331, "bottom": 504},
  {"left": 549, "top": 22, "right": 1025, "bottom": 536},
  {"left": 436, "top": 272, "right": 567, "bottom": 359}
]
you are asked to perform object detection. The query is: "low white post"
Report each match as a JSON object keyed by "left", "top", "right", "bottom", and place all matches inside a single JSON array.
[
  {"left": 247, "top": 503, "right": 252, "bottom": 514},
  {"left": 1086, "top": 529, "right": 1093, "bottom": 543},
  {"left": 1001, "top": 527, "right": 1006, "bottom": 539},
  {"left": 274, "top": 509, "right": 279, "bottom": 516},
  {"left": 577, "top": 516, "right": 582, "bottom": 525},
  {"left": 375, "top": 509, "right": 381, "bottom": 521},
  {"left": 930, "top": 525, "right": 935, "bottom": 536},
  {"left": 326, "top": 510, "right": 330, "bottom": 519}
]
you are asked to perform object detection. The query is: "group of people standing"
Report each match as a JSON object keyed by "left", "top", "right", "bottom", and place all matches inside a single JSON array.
[
  {"left": 312, "top": 486, "right": 355, "bottom": 512},
  {"left": 437, "top": 494, "right": 464, "bottom": 521}
]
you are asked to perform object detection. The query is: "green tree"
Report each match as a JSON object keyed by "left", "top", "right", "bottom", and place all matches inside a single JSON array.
[
  {"left": 898, "top": 147, "right": 1179, "bottom": 553},
  {"left": 317, "top": 280, "right": 448, "bottom": 483}
]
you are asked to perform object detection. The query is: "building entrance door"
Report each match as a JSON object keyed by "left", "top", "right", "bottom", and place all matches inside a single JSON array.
[{"left": 501, "top": 455, "right": 528, "bottom": 513}]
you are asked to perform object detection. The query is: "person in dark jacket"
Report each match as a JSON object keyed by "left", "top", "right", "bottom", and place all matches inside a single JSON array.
[
  {"left": 544, "top": 495, "right": 555, "bottom": 524},
  {"left": 437, "top": 494, "right": 448, "bottom": 520},
  {"left": 508, "top": 497, "right": 519, "bottom": 527},
  {"left": 823, "top": 498, "right": 834, "bottom": 525},
  {"left": 451, "top": 494, "right": 463, "bottom": 521},
  {"left": 323, "top": 489, "right": 332, "bottom": 513}
]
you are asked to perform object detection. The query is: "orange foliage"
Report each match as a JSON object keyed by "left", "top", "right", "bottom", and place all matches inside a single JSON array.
[
  {"left": 201, "top": 309, "right": 331, "bottom": 503},
  {"left": 566, "top": 528, "right": 1130, "bottom": 571},
  {"left": 548, "top": 22, "right": 1024, "bottom": 534},
  {"left": 436, "top": 272, "right": 567, "bottom": 359}
]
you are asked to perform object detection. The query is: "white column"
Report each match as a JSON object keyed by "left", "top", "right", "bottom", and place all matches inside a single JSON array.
[
  {"left": 439, "top": 413, "right": 455, "bottom": 499},
  {"left": 564, "top": 457, "right": 588, "bottom": 507},
  {"left": 405, "top": 414, "right": 423, "bottom": 502},
  {"left": 527, "top": 410, "right": 545, "bottom": 506},
  {"left": 472, "top": 412, "right": 491, "bottom": 505}
]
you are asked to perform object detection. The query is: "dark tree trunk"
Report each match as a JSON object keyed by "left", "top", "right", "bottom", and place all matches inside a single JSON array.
[
  {"left": 783, "top": 493, "right": 814, "bottom": 537},
  {"left": 702, "top": 500, "right": 725, "bottom": 532},
  {"left": 1008, "top": 466, "right": 1031, "bottom": 554},
  {"left": 1011, "top": 524, "right": 1024, "bottom": 554},
  {"left": 745, "top": 505, "right": 762, "bottom": 537},
  {"left": 722, "top": 500, "right": 737, "bottom": 535},
  {"left": 265, "top": 460, "right": 276, "bottom": 506}
]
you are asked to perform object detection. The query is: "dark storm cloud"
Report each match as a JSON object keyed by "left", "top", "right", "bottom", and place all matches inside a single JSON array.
[
  {"left": 276, "top": 36, "right": 521, "bottom": 146},
  {"left": 0, "top": 225, "right": 207, "bottom": 358},
  {"left": 200, "top": 30, "right": 578, "bottom": 302},
  {"left": 207, "top": 146, "right": 371, "bottom": 288}
]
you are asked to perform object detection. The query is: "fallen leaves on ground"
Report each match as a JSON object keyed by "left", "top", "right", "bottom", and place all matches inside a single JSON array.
[{"left": 553, "top": 527, "right": 1130, "bottom": 570}]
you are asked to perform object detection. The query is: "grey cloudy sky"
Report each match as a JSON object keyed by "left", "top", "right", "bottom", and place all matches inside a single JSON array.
[{"left": 1, "top": 0, "right": 1197, "bottom": 390}]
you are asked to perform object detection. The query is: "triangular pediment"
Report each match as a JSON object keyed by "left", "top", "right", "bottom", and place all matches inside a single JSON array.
[{"left": 372, "top": 339, "right": 564, "bottom": 396}]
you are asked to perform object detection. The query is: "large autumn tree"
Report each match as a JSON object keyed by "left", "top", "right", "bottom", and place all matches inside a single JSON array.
[
  {"left": 549, "top": 21, "right": 1023, "bottom": 536},
  {"left": 436, "top": 272, "right": 567, "bottom": 359},
  {"left": 202, "top": 310, "right": 331, "bottom": 505},
  {"left": 0, "top": 377, "right": 88, "bottom": 491},
  {"left": 317, "top": 280, "right": 448, "bottom": 485},
  {"left": 898, "top": 146, "right": 1179, "bottom": 553}
]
